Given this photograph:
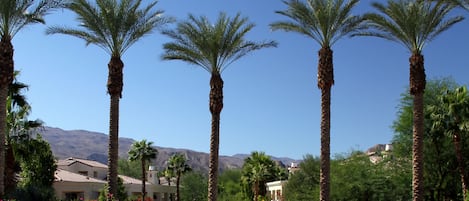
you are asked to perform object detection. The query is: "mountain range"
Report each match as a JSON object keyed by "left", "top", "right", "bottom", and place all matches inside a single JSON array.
[{"left": 39, "top": 126, "right": 300, "bottom": 173}]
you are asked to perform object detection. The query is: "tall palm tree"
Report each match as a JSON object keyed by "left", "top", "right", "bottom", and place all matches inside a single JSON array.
[
  {"left": 161, "top": 12, "right": 277, "bottom": 201},
  {"left": 128, "top": 139, "right": 157, "bottom": 199},
  {"left": 0, "top": 0, "right": 60, "bottom": 196},
  {"left": 46, "top": 0, "right": 171, "bottom": 196},
  {"left": 270, "top": 1, "right": 364, "bottom": 200},
  {"left": 353, "top": 1, "right": 462, "bottom": 200},
  {"left": 167, "top": 153, "right": 192, "bottom": 201}
]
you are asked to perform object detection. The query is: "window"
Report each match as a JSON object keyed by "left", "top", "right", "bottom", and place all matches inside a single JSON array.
[
  {"left": 93, "top": 171, "right": 98, "bottom": 178},
  {"left": 78, "top": 171, "right": 88, "bottom": 176}
]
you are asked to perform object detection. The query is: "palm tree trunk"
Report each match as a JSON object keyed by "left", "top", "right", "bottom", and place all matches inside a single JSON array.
[
  {"left": 318, "top": 47, "right": 333, "bottom": 201},
  {"left": 107, "top": 56, "right": 123, "bottom": 199},
  {"left": 0, "top": 35, "right": 14, "bottom": 197},
  {"left": 452, "top": 129, "right": 469, "bottom": 200},
  {"left": 142, "top": 160, "right": 147, "bottom": 199},
  {"left": 409, "top": 53, "right": 425, "bottom": 201},
  {"left": 176, "top": 172, "right": 181, "bottom": 201},
  {"left": 207, "top": 73, "right": 223, "bottom": 201}
]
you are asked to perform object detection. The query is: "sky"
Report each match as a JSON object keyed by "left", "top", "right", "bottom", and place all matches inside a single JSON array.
[{"left": 11, "top": 0, "right": 469, "bottom": 160}]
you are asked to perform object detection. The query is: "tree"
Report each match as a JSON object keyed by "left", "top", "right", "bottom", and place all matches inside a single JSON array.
[
  {"left": 167, "top": 153, "right": 192, "bottom": 201},
  {"left": 128, "top": 139, "right": 157, "bottom": 199},
  {"left": 393, "top": 78, "right": 464, "bottom": 200},
  {"left": 181, "top": 172, "right": 207, "bottom": 201},
  {"left": 5, "top": 71, "right": 42, "bottom": 195},
  {"left": 353, "top": 1, "right": 462, "bottom": 200},
  {"left": 0, "top": 0, "right": 60, "bottom": 196},
  {"left": 46, "top": 0, "right": 171, "bottom": 195},
  {"left": 430, "top": 86, "right": 469, "bottom": 200},
  {"left": 118, "top": 158, "right": 141, "bottom": 179},
  {"left": 241, "top": 151, "right": 283, "bottom": 201},
  {"left": 270, "top": 1, "right": 364, "bottom": 200},
  {"left": 218, "top": 169, "right": 247, "bottom": 201},
  {"left": 161, "top": 12, "right": 276, "bottom": 201},
  {"left": 284, "top": 155, "right": 320, "bottom": 201}
]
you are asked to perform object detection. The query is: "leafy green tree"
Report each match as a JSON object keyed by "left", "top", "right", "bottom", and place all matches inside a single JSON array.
[
  {"left": 118, "top": 158, "right": 141, "bottom": 179},
  {"left": 181, "top": 172, "right": 208, "bottom": 201},
  {"left": 167, "top": 153, "right": 192, "bottom": 201},
  {"left": 354, "top": 1, "right": 463, "bottom": 200},
  {"left": 128, "top": 139, "right": 157, "bottom": 199},
  {"left": 5, "top": 71, "right": 42, "bottom": 195},
  {"left": 430, "top": 86, "right": 469, "bottom": 200},
  {"left": 13, "top": 135, "right": 57, "bottom": 201},
  {"left": 161, "top": 12, "right": 276, "bottom": 201},
  {"left": 284, "top": 155, "right": 320, "bottom": 201},
  {"left": 218, "top": 169, "right": 247, "bottom": 201},
  {"left": 0, "top": 0, "right": 60, "bottom": 196},
  {"left": 393, "top": 78, "right": 464, "bottom": 200},
  {"left": 270, "top": 1, "right": 365, "bottom": 200},
  {"left": 241, "top": 151, "right": 284, "bottom": 201},
  {"left": 46, "top": 0, "right": 171, "bottom": 195}
]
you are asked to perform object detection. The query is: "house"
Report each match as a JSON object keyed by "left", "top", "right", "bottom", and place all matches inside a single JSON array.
[
  {"left": 54, "top": 157, "right": 176, "bottom": 201},
  {"left": 265, "top": 162, "right": 298, "bottom": 201}
]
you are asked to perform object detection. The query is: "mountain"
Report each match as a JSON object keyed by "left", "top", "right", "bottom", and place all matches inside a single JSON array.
[{"left": 39, "top": 127, "right": 299, "bottom": 173}]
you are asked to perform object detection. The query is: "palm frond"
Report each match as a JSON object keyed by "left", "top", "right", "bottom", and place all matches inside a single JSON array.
[
  {"left": 353, "top": 0, "right": 463, "bottom": 53},
  {"left": 48, "top": 0, "right": 172, "bottom": 57},
  {"left": 271, "top": 0, "right": 364, "bottom": 47},
  {"left": 161, "top": 12, "right": 276, "bottom": 74}
]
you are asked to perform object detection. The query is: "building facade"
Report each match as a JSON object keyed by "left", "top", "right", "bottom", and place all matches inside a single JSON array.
[{"left": 54, "top": 157, "right": 176, "bottom": 201}]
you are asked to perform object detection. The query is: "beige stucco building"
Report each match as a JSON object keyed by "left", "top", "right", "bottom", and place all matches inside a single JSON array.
[{"left": 54, "top": 157, "right": 176, "bottom": 201}]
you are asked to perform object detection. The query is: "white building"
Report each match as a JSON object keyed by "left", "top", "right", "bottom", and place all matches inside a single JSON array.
[{"left": 54, "top": 157, "right": 176, "bottom": 200}]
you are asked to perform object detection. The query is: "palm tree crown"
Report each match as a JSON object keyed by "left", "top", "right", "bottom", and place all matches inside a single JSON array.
[
  {"left": 270, "top": 0, "right": 365, "bottom": 47},
  {"left": 161, "top": 12, "right": 277, "bottom": 74},
  {"left": 47, "top": 0, "right": 171, "bottom": 57},
  {"left": 0, "top": 0, "right": 61, "bottom": 37},
  {"left": 128, "top": 139, "right": 157, "bottom": 163},
  {"left": 353, "top": 0, "right": 463, "bottom": 54}
]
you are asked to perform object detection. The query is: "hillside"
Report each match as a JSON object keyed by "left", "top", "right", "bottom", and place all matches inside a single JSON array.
[{"left": 39, "top": 127, "right": 299, "bottom": 173}]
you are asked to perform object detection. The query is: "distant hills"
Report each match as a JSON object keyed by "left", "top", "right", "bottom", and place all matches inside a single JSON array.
[{"left": 39, "top": 127, "right": 300, "bottom": 173}]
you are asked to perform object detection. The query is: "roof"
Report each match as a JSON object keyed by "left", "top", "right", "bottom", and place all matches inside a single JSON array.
[
  {"left": 57, "top": 157, "right": 108, "bottom": 169},
  {"left": 119, "top": 175, "right": 151, "bottom": 185},
  {"left": 55, "top": 169, "right": 106, "bottom": 183}
]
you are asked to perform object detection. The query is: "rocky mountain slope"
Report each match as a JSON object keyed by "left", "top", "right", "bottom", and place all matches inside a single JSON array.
[{"left": 39, "top": 127, "right": 299, "bottom": 173}]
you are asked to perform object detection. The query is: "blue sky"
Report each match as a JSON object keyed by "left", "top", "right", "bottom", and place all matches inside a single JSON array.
[{"left": 12, "top": 0, "right": 469, "bottom": 160}]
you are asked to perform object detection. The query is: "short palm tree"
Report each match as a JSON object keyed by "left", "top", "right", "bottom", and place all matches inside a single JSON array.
[
  {"left": 241, "top": 151, "right": 275, "bottom": 201},
  {"left": 270, "top": 0, "right": 364, "bottom": 200},
  {"left": 161, "top": 12, "right": 277, "bottom": 201},
  {"left": 46, "top": 0, "right": 171, "bottom": 195},
  {"left": 168, "top": 153, "right": 192, "bottom": 201},
  {"left": 352, "top": 1, "right": 463, "bottom": 200},
  {"left": 0, "top": 0, "right": 60, "bottom": 195},
  {"left": 128, "top": 139, "right": 157, "bottom": 199}
]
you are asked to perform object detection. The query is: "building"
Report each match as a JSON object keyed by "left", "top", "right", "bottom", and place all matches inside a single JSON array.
[
  {"left": 54, "top": 157, "right": 176, "bottom": 201},
  {"left": 265, "top": 162, "right": 298, "bottom": 201}
]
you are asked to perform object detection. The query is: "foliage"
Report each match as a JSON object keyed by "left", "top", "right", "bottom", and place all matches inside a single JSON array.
[
  {"left": 98, "top": 177, "right": 127, "bottom": 201},
  {"left": 284, "top": 155, "right": 320, "bottom": 201},
  {"left": 128, "top": 139, "right": 157, "bottom": 198},
  {"left": 180, "top": 172, "right": 208, "bottom": 201},
  {"left": 392, "top": 78, "right": 467, "bottom": 200},
  {"left": 11, "top": 184, "right": 56, "bottom": 201},
  {"left": 241, "top": 151, "right": 285, "bottom": 200},
  {"left": 167, "top": 153, "right": 191, "bottom": 201},
  {"left": 218, "top": 169, "right": 248, "bottom": 201},
  {"left": 118, "top": 158, "right": 141, "bottom": 179}
]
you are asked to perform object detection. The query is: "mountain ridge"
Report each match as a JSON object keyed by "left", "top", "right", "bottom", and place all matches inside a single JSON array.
[{"left": 39, "top": 126, "right": 300, "bottom": 173}]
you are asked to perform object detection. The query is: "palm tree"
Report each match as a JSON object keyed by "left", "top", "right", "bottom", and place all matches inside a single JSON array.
[
  {"left": 352, "top": 1, "right": 462, "bottom": 200},
  {"left": 161, "top": 12, "right": 277, "bottom": 201},
  {"left": 0, "top": 0, "right": 60, "bottom": 195},
  {"left": 128, "top": 139, "right": 157, "bottom": 199},
  {"left": 270, "top": 1, "right": 364, "bottom": 200},
  {"left": 46, "top": 0, "right": 171, "bottom": 195},
  {"left": 167, "top": 153, "right": 192, "bottom": 201},
  {"left": 241, "top": 152, "right": 275, "bottom": 201}
]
